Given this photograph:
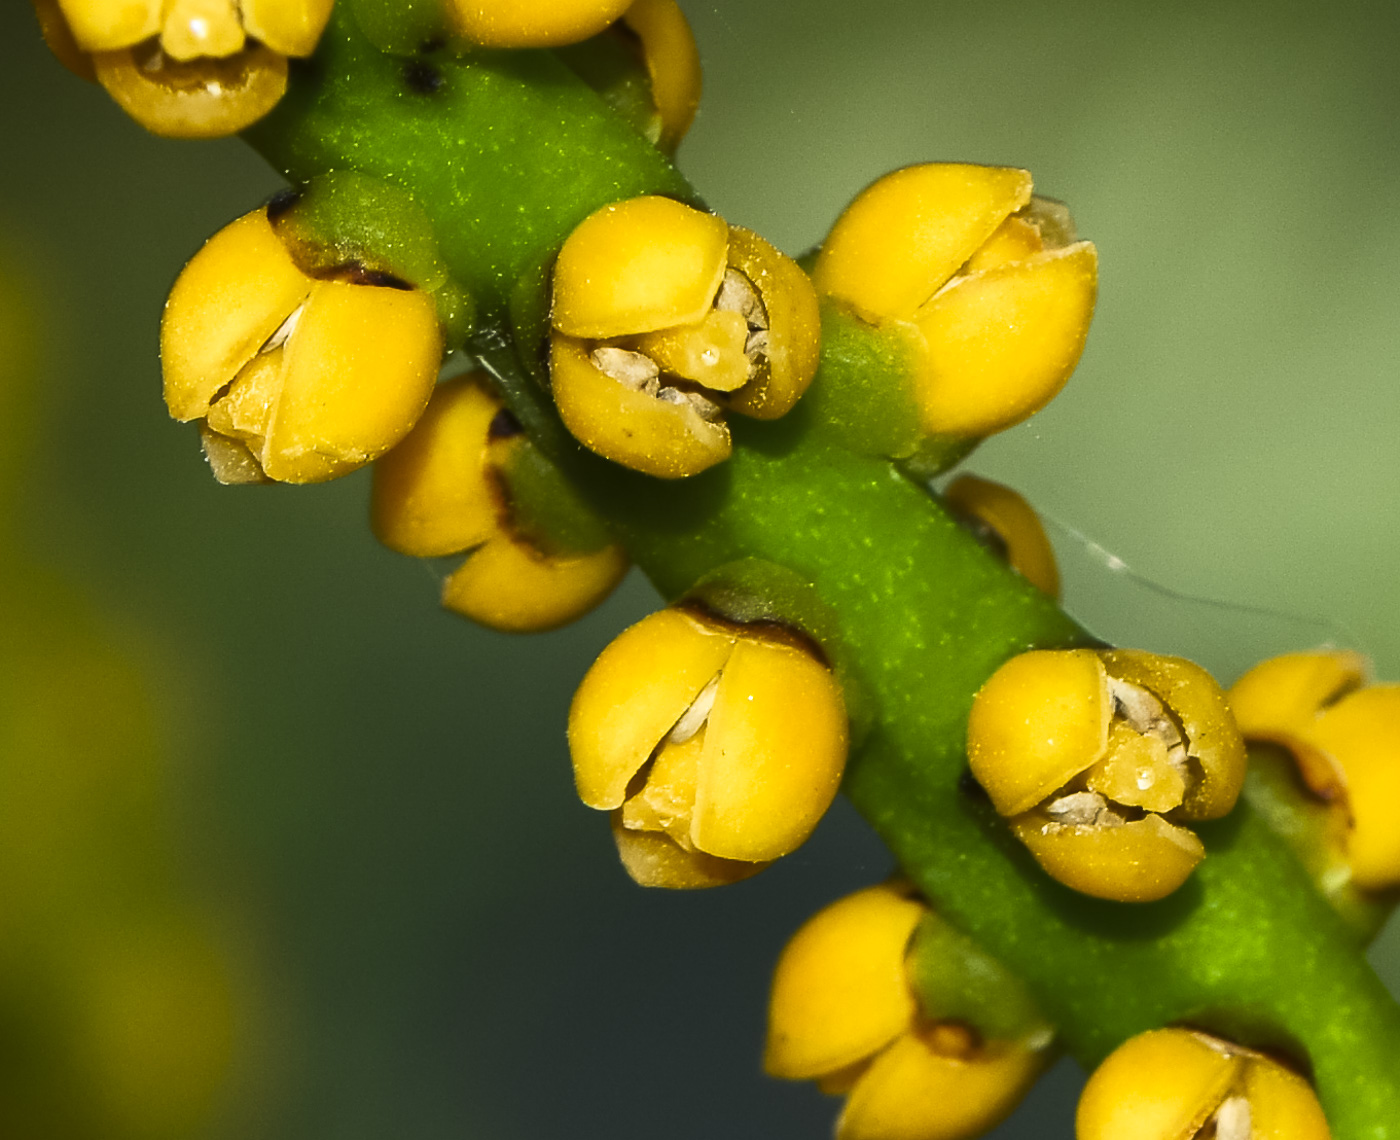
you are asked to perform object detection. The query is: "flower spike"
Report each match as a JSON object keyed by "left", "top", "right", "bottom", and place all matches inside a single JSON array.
[{"left": 968, "top": 648, "right": 1246, "bottom": 902}]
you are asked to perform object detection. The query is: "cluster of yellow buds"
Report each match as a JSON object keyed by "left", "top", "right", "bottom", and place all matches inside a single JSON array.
[
  {"left": 161, "top": 202, "right": 444, "bottom": 485},
  {"left": 372, "top": 372, "right": 628, "bottom": 632},
  {"left": 33, "top": 0, "right": 332, "bottom": 137},
  {"left": 943, "top": 474, "right": 1060, "bottom": 598},
  {"left": 814, "top": 163, "right": 1098, "bottom": 464},
  {"left": 568, "top": 605, "right": 848, "bottom": 886},
  {"left": 1078, "top": 1028, "right": 1330, "bottom": 1140},
  {"left": 765, "top": 882, "right": 1052, "bottom": 1140},
  {"left": 1230, "top": 651, "right": 1400, "bottom": 895},
  {"left": 968, "top": 648, "right": 1246, "bottom": 902},
  {"left": 550, "top": 196, "right": 822, "bottom": 477}
]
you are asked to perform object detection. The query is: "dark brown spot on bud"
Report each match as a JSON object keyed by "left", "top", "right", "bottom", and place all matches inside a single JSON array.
[
  {"left": 265, "top": 187, "right": 302, "bottom": 220},
  {"left": 488, "top": 409, "right": 524, "bottom": 440}
]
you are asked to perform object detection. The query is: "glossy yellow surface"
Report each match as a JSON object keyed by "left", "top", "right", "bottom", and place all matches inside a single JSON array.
[
  {"left": 839, "top": 1033, "right": 1044, "bottom": 1140},
  {"left": 552, "top": 196, "right": 729, "bottom": 339},
  {"left": 943, "top": 473, "right": 1060, "bottom": 597},
  {"left": 967, "top": 649, "right": 1110, "bottom": 817},
  {"left": 764, "top": 883, "right": 925, "bottom": 1080},
  {"left": 1101, "top": 649, "right": 1246, "bottom": 820},
  {"left": 33, "top": 0, "right": 98, "bottom": 79},
  {"left": 1077, "top": 1029, "right": 1331, "bottom": 1140},
  {"left": 447, "top": 0, "right": 633, "bottom": 47},
  {"left": 610, "top": 818, "right": 765, "bottom": 889},
  {"left": 550, "top": 332, "right": 732, "bottom": 478},
  {"left": 160, "top": 0, "right": 245, "bottom": 61},
  {"left": 570, "top": 607, "right": 849, "bottom": 879},
  {"left": 162, "top": 208, "right": 442, "bottom": 483},
  {"left": 1077, "top": 1029, "right": 1240, "bottom": 1140},
  {"left": 54, "top": 0, "right": 161, "bottom": 52},
  {"left": 441, "top": 532, "right": 629, "bottom": 633},
  {"left": 371, "top": 375, "right": 502, "bottom": 558},
  {"left": 912, "top": 241, "right": 1097, "bottom": 438},
  {"left": 723, "top": 224, "right": 823, "bottom": 420},
  {"left": 634, "top": 309, "right": 751, "bottom": 392},
  {"left": 1309, "top": 686, "right": 1400, "bottom": 889},
  {"left": 814, "top": 163, "right": 1033, "bottom": 323},
  {"left": 621, "top": 0, "right": 702, "bottom": 153},
  {"left": 240, "top": 0, "right": 335, "bottom": 56},
  {"left": 691, "top": 635, "right": 848, "bottom": 860},
  {"left": 1012, "top": 812, "right": 1205, "bottom": 903},
  {"left": 569, "top": 608, "right": 738, "bottom": 810},
  {"left": 93, "top": 43, "right": 288, "bottom": 138}
]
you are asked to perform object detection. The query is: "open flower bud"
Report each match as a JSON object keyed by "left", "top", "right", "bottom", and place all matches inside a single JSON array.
[
  {"left": 550, "top": 196, "right": 821, "bottom": 477},
  {"left": 42, "top": 0, "right": 331, "bottom": 137},
  {"left": 968, "top": 648, "right": 1246, "bottom": 902},
  {"left": 568, "top": 606, "right": 848, "bottom": 884},
  {"left": 943, "top": 474, "right": 1060, "bottom": 598},
  {"left": 1231, "top": 652, "right": 1400, "bottom": 893},
  {"left": 766, "top": 882, "right": 1052, "bottom": 1140},
  {"left": 813, "top": 163, "right": 1096, "bottom": 453},
  {"left": 1077, "top": 1028, "right": 1330, "bottom": 1140},
  {"left": 372, "top": 373, "right": 628, "bottom": 633},
  {"left": 162, "top": 207, "right": 443, "bottom": 484},
  {"left": 445, "top": 0, "right": 633, "bottom": 47}
]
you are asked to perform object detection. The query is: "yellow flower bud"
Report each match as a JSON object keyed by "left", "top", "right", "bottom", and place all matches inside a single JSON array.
[
  {"left": 813, "top": 163, "right": 1097, "bottom": 445},
  {"left": 943, "top": 474, "right": 1060, "bottom": 598},
  {"left": 447, "top": 0, "right": 633, "bottom": 48},
  {"left": 42, "top": 0, "right": 331, "bottom": 137},
  {"left": 1077, "top": 1029, "right": 1330, "bottom": 1140},
  {"left": 550, "top": 198, "right": 821, "bottom": 476},
  {"left": 968, "top": 648, "right": 1245, "bottom": 902},
  {"left": 1230, "top": 651, "right": 1400, "bottom": 892},
  {"left": 372, "top": 374, "right": 629, "bottom": 633},
  {"left": 766, "top": 883, "right": 1050, "bottom": 1140},
  {"left": 162, "top": 208, "right": 443, "bottom": 484},
  {"left": 620, "top": 0, "right": 702, "bottom": 153},
  {"left": 568, "top": 606, "right": 848, "bottom": 883}
]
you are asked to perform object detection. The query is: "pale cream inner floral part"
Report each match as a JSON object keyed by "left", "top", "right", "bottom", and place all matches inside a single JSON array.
[{"left": 588, "top": 268, "right": 769, "bottom": 422}]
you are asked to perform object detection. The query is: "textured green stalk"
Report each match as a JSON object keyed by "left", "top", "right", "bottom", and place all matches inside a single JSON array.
[{"left": 243, "top": 9, "right": 1400, "bottom": 1135}]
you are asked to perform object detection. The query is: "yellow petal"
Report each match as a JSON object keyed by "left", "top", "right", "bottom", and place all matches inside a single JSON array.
[
  {"left": 550, "top": 333, "right": 732, "bottom": 478},
  {"left": 1309, "top": 686, "right": 1400, "bottom": 891},
  {"left": 814, "top": 164, "right": 1032, "bottom": 323},
  {"left": 161, "top": 209, "right": 311, "bottom": 423},
  {"left": 942, "top": 474, "right": 1060, "bottom": 598},
  {"left": 33, "top": 0, "right": 99, "bottom": 80},
  {"left": 257, "top": 279, "right": 442, "bottom": 483},
  {"left": 621, "top": 0, "right": 701, "bottom": 153},
  {"left": 160, "top": 0, "right": 245, "bottom": 62},
  {"left": 552, "top": 196, "right": 729, "bottom": 338},
  {"left": 1011, "top": 812, "right": 1205, "bottom": 903},
  {"left": 723, "top": 225, "right": 822, "bottom": 421},
  {"left": 1243, "top": 1056, "right": 1332, "bottom": 1140},
  {"left": 1077, "top": 1029, "right": 1240, "bottom": 1140},
  {"left": 568, "top": 609, "right": 736, "bottom": 810},
  {"left": 447, "top": 0, "right": 633, "bottom": 47},
  {"left": 961, "top": 215, "right": 1045, "bottom": 274},
  {"left": 371, "top": 375, "right": 502, "bottom": 558},
  {"left": 1085, "top": 722, "right": 1185, "bottom": 814},
  {"left": 966, "top": 649, "right": 1110, "bottom": 818},
  {"left": 912, "top": 241, "right": 1097, "bottom": 438},
  {"left": 239, "top": 0, "right": 334, "bottom": 56},
  {"left": 610, "top": 815, "right": 766, "bottom": 889},
  {"left": 1100, "top": 649, "right": 1246, "bottom": 820},
  {"left": 441, "top": 532, "right": 628, "bottom": 634},
  {"left": 691, "top": 635, "right": 848, "bottom": 861},
  {"left": 55, "top": 0, "right": 162, "bottom": 51},
  {"left": 838, "top": 1032, "right": 1043, "bottom": 1140},
  {"left": 622, "top": 730, "right": 705, "bottom": 844},
  {"left": 633, "top": 309, "right": 750, "bottom": 392},
  {"left": 764, "top": 883, "right": 925, "bottom": 1081},
  {"left": 93, "top": 42, "right": 288, "bottom": 139}
]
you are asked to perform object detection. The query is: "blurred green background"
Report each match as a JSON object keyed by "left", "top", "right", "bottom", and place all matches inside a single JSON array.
[{"left": 2, "top": 1, "right": 1399, "bottom": 1136}]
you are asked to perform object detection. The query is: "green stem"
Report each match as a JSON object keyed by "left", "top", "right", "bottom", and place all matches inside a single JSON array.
[{"left": 242, "top": 9, "right": 1400, "bottom": 1135}]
